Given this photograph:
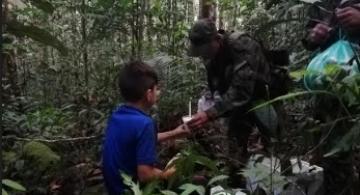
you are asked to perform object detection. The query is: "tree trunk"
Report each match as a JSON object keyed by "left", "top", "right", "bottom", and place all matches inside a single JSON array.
[
  {"left": 2, "top": 0, "right": 21, "bottom": 104},
  {"left": 232, "top": 1, "right": 238, "bottom": 28},
  {"left": 81, "top": 0, "right": 90, "bottom": 136},
  {"left": 199, "top": 0, "right": 216, "bottom": 21},
  {"left": 131, "top": 0, "right": 136, "bottom": 58},
  {"left": 218, "top": 1, "right": 223, "bottom": 29},
  {"left": 0, "top": 0, "right": 3, "bottom": 184},
  {"left": 137, "top": 0, "right": 145, "bottom": 58},
  {"left": 145, "top": 0, "right": 152, "bottom": 53},
  {"left": 171, "top": 0, "right": 176, "bottom": 54},
  {"left": 81, "top": 0, "right": 88, "bottom": 93}
]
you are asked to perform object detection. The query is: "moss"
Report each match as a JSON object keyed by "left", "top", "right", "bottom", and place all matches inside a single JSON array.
[{"left": 23, "top": 141, "right": 60, "bottom": 171}]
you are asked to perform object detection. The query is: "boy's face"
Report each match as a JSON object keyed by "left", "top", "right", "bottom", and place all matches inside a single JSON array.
[{"left": 145, "top": 85, "right": 160, "bottom": 107}]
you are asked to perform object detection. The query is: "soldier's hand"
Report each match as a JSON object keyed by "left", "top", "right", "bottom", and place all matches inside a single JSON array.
[
  {"left": 309, "top": 23, "right": 332, "bottom": 44},
  {"left": 336, "top": 6, "right": 360, "bottom": 31},
  {"left": 187, "top": 111, "right": 209, "bottom": 130}
]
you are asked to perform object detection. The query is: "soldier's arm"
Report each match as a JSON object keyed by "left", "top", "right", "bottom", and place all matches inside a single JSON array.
[
  {"left": 302, "top": 2, "right": 327, "bottom": 51},
  {"left": 205, "top": 35, "right": 260, "bottom": 120},
  {"left": 205, "top": 65, "right": 255, "bottom": 120}
]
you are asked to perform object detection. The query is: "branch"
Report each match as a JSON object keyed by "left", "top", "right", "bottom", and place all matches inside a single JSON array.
[{"left": 3, "top": 135, "right": 102, "bottom": 143}]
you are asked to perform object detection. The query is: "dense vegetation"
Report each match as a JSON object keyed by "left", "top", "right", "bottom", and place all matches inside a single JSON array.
[{"left": 1, "top": 0, "right": 359, "bottom": 194}]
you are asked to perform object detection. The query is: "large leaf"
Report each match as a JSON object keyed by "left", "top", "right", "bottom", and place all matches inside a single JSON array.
[
  {"left": 23, "top": 141, "right": 60, "bottom": 170},
  {"left": 2, "top": 189, "right": 9, "bottom": 195},
  {"left": 207, "top": 175, "right": 229, "bottom": 186},
  {"left": 194, "top": 156, "right": 218, "bottom": 172},
  {"left": 121, "top": 173, "right": 142, "bottom": 195},
  {"left": 161, "top": 190, "right": 178, "bottom": 195},
  {"left": 179, "top": 184, "right": 205, "bottom": 195},
  {"left": 249, "top": 91, "right": 334, "bottom": 112},
  {"left": 324, "top": 121, "right": 360, "bottom": 157},
  {"left": 2, "top": 179, "right": 26, "bottom": 191},
  {"left": 6, "top": 20, "right": 68, "bottom": 55},
  {"left": 242, "top": 156, "right": 287, "bottom": 193},
  {"left": 29, "top": 0, "right": 55, "bottom": 14},
  {"left": 299, "top": 0, "right": 320, "bottom": 4}
]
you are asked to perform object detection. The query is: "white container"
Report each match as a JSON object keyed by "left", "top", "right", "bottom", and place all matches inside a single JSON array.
[
  {"left": 210, "top": 186, "right": 246, "bottom": 195},
  {"left": 182, "top": 115, "right": 192, "bottom": 123},
  {"left": 246, "top": 155, "right": 324, "bottom": 195}
]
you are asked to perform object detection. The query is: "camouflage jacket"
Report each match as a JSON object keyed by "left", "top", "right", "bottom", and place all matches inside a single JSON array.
[
  {"left": 303, "top": 0, "right": 360, "bottom": 51},
  {"left": 205, "top": 32, "right": 271, "bottom": 120}
]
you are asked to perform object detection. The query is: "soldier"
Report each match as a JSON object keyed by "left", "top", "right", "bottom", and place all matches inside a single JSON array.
[
  {"left": 186, "top": 19, "right": 276, "bottom": 187},
  {"left": 303, "top": 1, "right": 360, "bottom": 194}
]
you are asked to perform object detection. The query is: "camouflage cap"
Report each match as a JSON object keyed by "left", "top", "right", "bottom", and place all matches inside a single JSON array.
[{"left": 188, "top": 19, "right": 217, "bottom": 57}]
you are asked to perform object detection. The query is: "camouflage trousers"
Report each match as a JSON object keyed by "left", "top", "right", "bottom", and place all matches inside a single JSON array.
[{"left": 225, "top": 111, "right": 271, "bottom": 188}]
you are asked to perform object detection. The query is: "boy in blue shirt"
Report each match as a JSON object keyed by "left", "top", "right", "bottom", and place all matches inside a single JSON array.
[{"left": 102, "top": 61, "right": 189, "bottom": 195}]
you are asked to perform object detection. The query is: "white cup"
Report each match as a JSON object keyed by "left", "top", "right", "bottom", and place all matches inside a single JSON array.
[
  {"left": 182, "top": 115, "right": 192, "bottom": 124},
  {"left": 182, "top": 115, "right": 192, "bottom": 132}
]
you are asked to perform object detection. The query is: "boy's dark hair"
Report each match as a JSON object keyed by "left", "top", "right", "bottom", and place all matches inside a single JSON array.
[{"left": 118, "top": 61, "right": 158, "bottom": 102}]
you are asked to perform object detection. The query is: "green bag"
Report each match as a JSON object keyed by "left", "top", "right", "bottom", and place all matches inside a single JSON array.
[{"left": 304, "top": 39, "right": 359, "bottom": 90}]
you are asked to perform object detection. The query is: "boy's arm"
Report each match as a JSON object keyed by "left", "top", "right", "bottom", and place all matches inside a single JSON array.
[
  {"left": 157, "top": 125, "right": 190, "bottom": 142},
  {"left": 137, "top": 165, "right": 175, "bottom": 182}
]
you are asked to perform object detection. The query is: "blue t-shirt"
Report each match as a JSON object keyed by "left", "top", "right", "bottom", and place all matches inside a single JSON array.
[{"left": 102, "top": 105, "right": 157, "bottom": 195}]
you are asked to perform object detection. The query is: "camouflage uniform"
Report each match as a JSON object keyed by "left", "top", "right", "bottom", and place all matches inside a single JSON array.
[
  {"left": 303, "top": 1, "right": 360, "bottom": 194},
  {"left": 189, "top": 20, "right": 273, "bottom": 187}
]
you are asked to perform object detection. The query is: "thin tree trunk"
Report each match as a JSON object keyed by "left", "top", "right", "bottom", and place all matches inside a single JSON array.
[
  {"left": 218, "top": 1, "right": 223, "bottom": 29},
  {"left": 0, "top": 0, "right": 4, "bottom": 185},
  {"left": 145, "top": 0, "right": 152, "bottom": 53},
  {"left": 232, "top": 1, "right": 238, "bottom": 28},
  {"left": 81, "top": 0, "right": 88, "bottom": 90},
  {"left": 171, "top": 0, "right": 176, "bottom": 54},
  {"left": 138, "top": 0, "right": 145, "bottom": 58},
  {"left": 131, "top": 0, "right": 136, "bottom": 58},
  {"left": 41, "top": 47, "right": 49, "bottom": 103},
  {"left": 166, "top": 0, "right": 171, "bottom": 49},
  {"left": 2, "top": 0, "right": 21, "bottom": 103},
  {"left": 200, "top": 0, "right": 216, "bottom": 21},
  {"left": 81, "top": 0, "right": 90, "bottom": 136}
]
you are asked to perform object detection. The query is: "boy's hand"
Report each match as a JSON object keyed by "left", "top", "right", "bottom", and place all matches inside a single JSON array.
[
  {"left": 162, "top": 166, "right": 176, "bottom": 179},
  {"left": 309, "top": 23, "right": 332, "bottom": 44},
  {"left": 187, "top": 111, "right": 209, "bottom": 130},
  {"left": 336, "top": 6, "right": 360, "bottom": 31},
  {"left": 173, "top": 124, "right": 191, "bottom": 137}
]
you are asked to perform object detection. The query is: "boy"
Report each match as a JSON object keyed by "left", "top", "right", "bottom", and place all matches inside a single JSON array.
[{"left": 102, "top": 61, "right": 189, "bottom": 195}]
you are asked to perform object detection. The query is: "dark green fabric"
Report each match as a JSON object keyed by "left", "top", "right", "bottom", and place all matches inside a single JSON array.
[{"left": 205, "top": 32, "right": 271, "bottom": 120}]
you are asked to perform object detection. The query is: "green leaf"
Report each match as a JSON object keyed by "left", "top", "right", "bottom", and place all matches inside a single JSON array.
[
  {"left": 2, "top": 189, "right": 9, "bottom": 195},
  {"left": 179, "top": 184, "right": 205, "bottom": 195},
  {"left": 23, "top": 141, "right": 60, "bottom": 170},
  {"left": 121, "top": 173, "right": 142, "bottom": 195},
  {"left": 6, "top": 20, "right": 68, "bottom": 55},
  {"left": 2, "top": 179, "right": 26, "bottom": 191},
  {"left": 29, "top": 0, "right": 55, "bottom": 14},
  {"left": 194, "top": 156, "right": 218, "bottom": 172},
  {"left": 299, "top": 0, "right": 320, "bottom": 4},
  {"left": 290, "top": 68, "right": 306, "bottom": 80},
  {"left": 142, "top": 180, "right": 160, "bottom": 195},
  {"left": 207, "top": 175, "right": 229, "bottom": 186},
  {"left": 249, "top": 90, "right": 334, "bottom": 112},
  {"left": 242, "top": 157, "right": 287, "bottom": 193},
  {"left": 161, "top": 190, "right": 178, "bottom": 195},
  {"left": 324, "top": 121, "right": 360, "bottom": 157}
]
